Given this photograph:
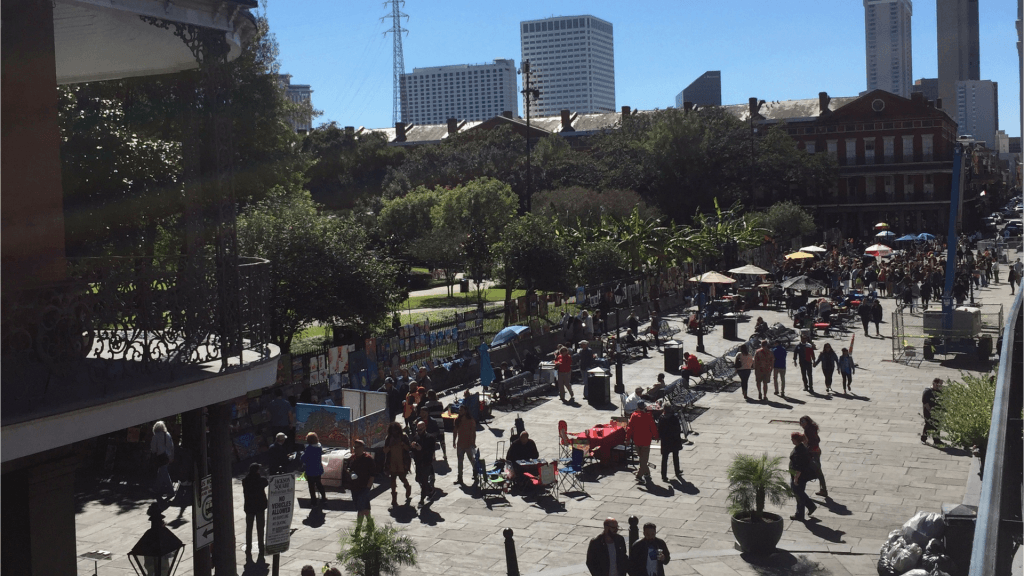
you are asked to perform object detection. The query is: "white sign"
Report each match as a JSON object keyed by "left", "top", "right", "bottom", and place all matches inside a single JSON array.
[
  {"left": 194, "top": 475, "right": 213, "bottom": 551},
  {"left": 264, "top": 474, "right": 295, "bottom": 555}
]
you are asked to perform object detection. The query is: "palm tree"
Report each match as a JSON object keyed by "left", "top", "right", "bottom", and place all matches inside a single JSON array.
[
  {"left": 726, "top": 453, "right": 792, "bottom": 522},
  {"left": 337, "top": 516, "right": 417, "bottom": 576}
]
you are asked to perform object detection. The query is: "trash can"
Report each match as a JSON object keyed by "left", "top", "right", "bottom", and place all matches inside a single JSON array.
[
  {"left": 587, "top": 368, "right": 610, "bottom": 406},
  {"left": 459, "top": 279, "right": 470, "bottom": 293},
  {"left": 977, "top": 335, "right": 992, "bottom": 360},
  {"left": 722, "top": 316, "right": 738, "bottom": 340},
  {"left": 942, "top": 503, "right": 977, "bottom": 572},
  {"left": 663, "top": 341, "right": 682, "bottom": 374}
]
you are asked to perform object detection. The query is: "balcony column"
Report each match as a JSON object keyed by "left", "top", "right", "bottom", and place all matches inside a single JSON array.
[
  {"left": 182, "top": 407, "right": 212, "bottom": 576},
  {"left": 208, "top": 402, "right": 236, "bottom": 575}
]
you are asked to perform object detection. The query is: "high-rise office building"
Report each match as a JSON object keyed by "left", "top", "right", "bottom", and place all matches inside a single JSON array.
[
  {"left": 864, "top": 0, "right": 913, "bottom": 98},
  {"left": 278, "top": 74, "right": 313, "bottom": 133},
  {"left": 519, "top": 15, "right": 615, "bottom": 116},
  {"left": 936, "top": 0, "right": 980, "bottom": 112},
  {"left": 399, "top": 59, "right": 518, "bottom": 125},
  {"left": 911, "top": 77, "right": 939, "bottom": 103},
  {"left": 675, "top": 71, "right": 721, "bottom": 108},
  {"left": 955, "top": 80, "right": 998, "bottom": 147}
]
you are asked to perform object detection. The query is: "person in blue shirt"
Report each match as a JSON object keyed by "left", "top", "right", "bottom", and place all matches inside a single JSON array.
[{"left": 771, "top": 343, "right": 788, "bottom": 396}]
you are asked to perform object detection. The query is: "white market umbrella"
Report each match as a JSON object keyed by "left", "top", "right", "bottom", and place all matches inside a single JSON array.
[
  {"left": 728, "top": 264, "right": 770, "bottom": 275},
  {"left": 688, "top": 271, "right": 736, "bottom": 284},
  {"left": 799, "top": 246, "right": 827, "bottom": 253},
  {"left": 864, "top": 244, "right": 893, "bottom": 257},
  {"left": 875, "top": 230, "right": 896, "bottom": 238}
]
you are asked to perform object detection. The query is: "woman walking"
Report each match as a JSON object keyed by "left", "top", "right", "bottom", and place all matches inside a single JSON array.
[
  {"left": 735, "top": 344, "right": 754, "bottom": 400},
  {"left": 753, "top": 340, "right": 774, "bottom": 401},
  {"left": 300, "top": 432, "right": 327, "bottom": 506},
  {"left": 242, "top": 463, "right": 268, "bottom": 559},
  {"left": 150, "top": 421, "right": 175, "bottom": 498},
  {"left": 799, "top": 416, "right": 828, "bottom": 498},
  {"left": 657, "top": 405, "right": 684, "bottom": 481},
  {"left": 871, "top": 299, "right": 884, "bottom": 336},
  {"left": 838, "top": 348, "right": 855, "bottom": 393},
  {"left": 554, "top": 346, "right": 575, "bottom": 403},
  {"left": 452, "top": 405, "right": 477, "bottom": 485},
  {"left": 813, "top": 343, "right": 839, "bottom": 394},
  {"left": 383, "top": 421, "right": 413, "bottom": 507},
  {"left": 788, "top": 432, "right": 817, "bottom": 521}
]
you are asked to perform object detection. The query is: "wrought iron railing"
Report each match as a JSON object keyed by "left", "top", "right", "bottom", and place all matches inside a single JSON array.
[
  {"left": 1, "top": 256, "right": 270, "bottom": 422},
  {"left": 969, "top": 289, "right": 1023, "bottom": 575}
]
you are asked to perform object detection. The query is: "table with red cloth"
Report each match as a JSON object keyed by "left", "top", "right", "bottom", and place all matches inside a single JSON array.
[{"left": 576, "top": 423, "right": 626, "bottom": 463}]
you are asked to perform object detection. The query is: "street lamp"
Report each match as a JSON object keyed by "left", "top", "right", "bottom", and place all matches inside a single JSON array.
[
  {"left": 518, "top": 60, "right": 540, "bottom": 213},
  {"left": 128, "top": 505, "right": 185, "bottom": 576}
]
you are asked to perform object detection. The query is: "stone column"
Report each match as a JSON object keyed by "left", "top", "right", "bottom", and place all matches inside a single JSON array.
[{"left": 208, "top": 402, "right": 236, "bottom": 575}]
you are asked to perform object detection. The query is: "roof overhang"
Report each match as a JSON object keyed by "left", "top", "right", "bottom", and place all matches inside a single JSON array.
[{"left": 54, "top": 0, "right": 257, "bottom": 85}]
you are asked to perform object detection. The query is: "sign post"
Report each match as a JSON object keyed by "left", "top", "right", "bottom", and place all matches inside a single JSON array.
[
  {"left": 265, "top": 474, "right": 296, "bottom": 576},
  {"left": 194, "top": 474, "right": 214, "bottom": 550}
]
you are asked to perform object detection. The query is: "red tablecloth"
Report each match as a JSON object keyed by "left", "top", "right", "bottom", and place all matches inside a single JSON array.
[{"left": 577, "top": 423, "right": 626, "bottom": 462}]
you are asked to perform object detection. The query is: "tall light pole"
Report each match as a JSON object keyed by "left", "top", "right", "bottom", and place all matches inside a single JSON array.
[{"left": 519, "top": 60, "right": 539, "bottom": 213}]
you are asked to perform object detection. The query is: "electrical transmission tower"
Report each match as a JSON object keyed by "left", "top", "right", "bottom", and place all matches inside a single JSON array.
[{"left": 381, "top": 0, "right": 408, "bottom": 125}]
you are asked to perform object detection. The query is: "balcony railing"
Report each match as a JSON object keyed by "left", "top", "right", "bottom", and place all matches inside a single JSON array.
[{"left": 1, "top": 256, "right": 270, "bottom": 422}]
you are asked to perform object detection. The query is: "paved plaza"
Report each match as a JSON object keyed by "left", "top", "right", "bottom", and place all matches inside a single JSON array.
[{"left": 74, "top": 271, "right": 1019, "bottom": 576}]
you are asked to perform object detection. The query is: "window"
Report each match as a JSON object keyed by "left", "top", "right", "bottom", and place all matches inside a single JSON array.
[
  {"left": 845, "top": 138, "right": 856, "bottom": 164},
  {"left": 902, "top": 136, "right": 914, "bottom": 161},
  {"left": 905, "top": 175, "right": 915, "bottom": 199},
  {"left": 884, "top": 176, "right": 894, "bottom": 197},
  {"left": 883, "top": 136, "right": 894, "bottom": 163},
  {"left": 805, "top": 141, "right": 816, "bottom": 154},
  {"left": 865, "top": 177, "right": 876, "bottom": 200},
  {"left": 864, "top": 139, "right": 875, "bottom": 164},
  {"left": 827, "top": 139, "right": 838, "bottom": 157},
  {"left": 922, "top": 134, "right": 934, "bottom": 161}
]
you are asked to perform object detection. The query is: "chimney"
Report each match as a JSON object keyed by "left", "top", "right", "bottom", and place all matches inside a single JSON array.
[
  {"left": 560, "top": 109, "right": 575, "bottom": 132},
  {"left": 818, "top": 92, "right": 831, "bottom": 115},
  {"left": 935, "top": 98, "right": 943, "bottom": 110},
  {"left": 345, "top": 126, "right": 354, "bottom": 135},
  {"left": 621, "top": 105, "right": 631, "bottom": 122},
  {"left": 748, "top": 97, "right": 759, "bottom": 119},
  {"left": 911, "top": 92, "right": 924, "bottom": 105},
  {"left": 501, "top": 110, "right": 513, "bottom": 119},
  {"left": 683, "top": 101, "right": 694, "bottom": 112},
  {"left": 447, "top": 118, "right": 459, "bottom": 135},
  {"left": 395, "top": 121, "right": 407, "bottom": 142}
]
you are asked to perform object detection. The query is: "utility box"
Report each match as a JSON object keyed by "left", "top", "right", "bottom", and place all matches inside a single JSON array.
[
  {"left": 923, "top": 308, "right": 981, "bottom": 337},
  {"left": 942, "top": 502, "right": 977, "bottom": 576}
]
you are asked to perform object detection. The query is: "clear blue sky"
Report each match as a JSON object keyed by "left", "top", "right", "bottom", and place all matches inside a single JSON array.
[{"left": 266, "top": 0, "right": 1020, "bottom": 137}]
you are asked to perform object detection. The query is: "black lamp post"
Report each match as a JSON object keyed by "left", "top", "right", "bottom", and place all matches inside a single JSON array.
[
  {"left": 128, "top": 506, "right": 185, "bottom": 576},
  {"left": 519, "top": 60, "right": 539, "bottom": 213}
]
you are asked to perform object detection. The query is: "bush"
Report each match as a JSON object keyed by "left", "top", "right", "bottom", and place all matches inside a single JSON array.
[{"left": 932, "top": 373, "right": 996, "bottom": 451}]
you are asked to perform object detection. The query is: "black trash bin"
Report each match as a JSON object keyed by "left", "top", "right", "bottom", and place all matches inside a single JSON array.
[
  {"left": 942, "top": 503, "right": 977, "bottom": 573},
  {"left": 664, "top": 341, "right": 682, "bottom": 374},
  {"left": 722, "top": 316, "right": 738, "bottom": 340},
  {"left": 459, "top": 279, "right": 470, "bottom": 293},
  {"left": 587, "top": 369, "right": 610, "bottom": 406}
]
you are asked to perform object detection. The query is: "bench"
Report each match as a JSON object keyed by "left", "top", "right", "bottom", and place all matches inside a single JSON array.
[
  {"left": 495, "top": 372, "right": 551, "bottom": 409},
  {"left": 694, "top": 352, "right": 739, "bottom": 390},
  {"left": 665, "top": 378, "right": 706, "bottom": 409}
]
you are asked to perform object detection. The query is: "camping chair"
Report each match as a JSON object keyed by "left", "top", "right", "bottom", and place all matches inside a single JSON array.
[
  {"left": 511, "top": 414, "right": 526, "bottom": 439},
  {"left": 558, "top": 448, "right": 587, "bottom": 496},
  {"left": 522, "top": 461, "right": 559, "bottom": 503},
  {"left": 473, "top": 447, "right": 508, "bottom": 496},
  {"left": 557, "top": 420, "right": 578, "bottom": 460}
]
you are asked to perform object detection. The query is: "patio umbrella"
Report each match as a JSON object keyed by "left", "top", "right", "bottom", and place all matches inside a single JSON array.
[
  {"left": 875, "top": 230, "right": 896, "bottom": 239},
  {"left": 874, "top": 222, "right": 890, "bottom": 230},
  {"left": 784, "top": 251, "right": 815, "bottom": 260},
  {"left": 491, "top": 325, "right": 529, "bottom": 347},
  {"left": 728, "top": 264, "right": 770, "bottom": 275},
  {"left": 864, "top": 244, "right": 893, "bottom": 256},
  {"left": 779, "top": 275, "right": 825, "bottom": 291},
  {"left": 688, "top": 271, "right": 736, "bottom": 283},
  {"left": 917, "top": 233, "right": 936, "bottom": 241},
  {"left": 895, "top": 234, "right": 919, "bottom": 242},
  {"left": 799, "top": 246, "right": 827, "bottom": 253},
  {"left": 478, "top": 342, "right": 495, "bottom": 390}
]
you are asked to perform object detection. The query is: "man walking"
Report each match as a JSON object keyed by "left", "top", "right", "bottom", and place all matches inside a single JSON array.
[
  {"left": 657, "top": 405, "right": 684, "bottom": 481},
  {"left": 586, "top": 517, "right": 628, "bottom": 576},
  {"left": 628, "top": 522, "right": 671, "bottom": 576},
  {"left": 793, "top": 336, "right": 816, "bottom": 393},
  {"left": 772, "top": 342, "right": 788, "bottom": 396},
  {"left": 921, "top": 378, "right": 943, "bottom": 445},
  {"left": 753, "top": 340, "right": 774, "bottom": 401},
  {"left": 626, "top": 402, "right": 658, "bottom": 485}
]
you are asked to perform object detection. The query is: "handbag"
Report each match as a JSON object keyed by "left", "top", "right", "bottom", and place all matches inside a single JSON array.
[
  {"left": 734, "top": 355, "right": 743, "bottom": 369},
  {"left": 154, "top": 452, "right": 170, "bottom": 467}
]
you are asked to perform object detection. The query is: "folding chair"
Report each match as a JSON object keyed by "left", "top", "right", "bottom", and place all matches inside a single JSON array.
[
  {"left": 523, "top": 461, "right": 559, "bottom": 503},
  {"left": 557, "top": 420, "right": 576, "bottom": 460},
  {"left": 558, "top": 449, "right": 587, "bottom": 496}
]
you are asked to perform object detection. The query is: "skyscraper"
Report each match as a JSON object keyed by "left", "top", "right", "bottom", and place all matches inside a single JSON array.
[
  {"left": 519, "top": 15, "right": 615, "bottom": 116},
  {"left": 936, "top": 0, "right": 980, "bottom": 111},
  {"left": 399, "top": 59, "right": 518, "bottom": 125},
  {"left": 675, "top": 71, "right": 721, "bottom": 108},
  {"left": 955, "top": 80, "right": 998, "bottom": 147},
  {"left": 864, "top": 0, "right": 913, "bottom": 98},
  {"left": 278, "top": 74, "right": 313, "bottom": 133}
]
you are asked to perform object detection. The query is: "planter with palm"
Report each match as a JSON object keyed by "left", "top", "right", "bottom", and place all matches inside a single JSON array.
[
  {"left": 726, "top": 453, "right": 792, "bottom": 555},
  {"left": 336, "top": 516, "right": 417, "bottom": 576}
]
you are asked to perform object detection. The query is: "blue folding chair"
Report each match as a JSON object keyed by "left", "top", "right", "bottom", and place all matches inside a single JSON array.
[{"left": 558, "top": 448, "right": 587, "bottom": 496}]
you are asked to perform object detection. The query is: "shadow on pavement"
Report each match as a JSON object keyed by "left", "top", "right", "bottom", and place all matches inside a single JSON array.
[
  {"left": 388, "top": 503, "right": 418, "bottom": 523},
  {"left": 740, "top": 551, "right": 830, "bottom": 575},
  {"left": 417, "top": 505, "right": 445, "bottom": 525},
  {"left": 75, "top": 472, "right": 153, "bottom": 515},
  {"left": 671, "top": 478, "right": 700, "bottom": 495},
  {"left": 782, "top": 396, "right": 806, "bottom": 405},
  {"left": 762, "top": 398, "right": 793, "bottom": 410},
  {"left": 241, "top": 556, "right": 270, "bottom": 576},
  {"left": 638, "top": 481, "right": 674, "bottom": 497},
  {"left": 302, "top": 507, "right": 326, "bottom": 528},
  {"left": 802, "top": 519, "right": 845, "bottom": 543},
  {"left": 820, "top": 499, "right": 852, "bottom": 516}
]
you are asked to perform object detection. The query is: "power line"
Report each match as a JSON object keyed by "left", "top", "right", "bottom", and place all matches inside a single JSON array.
[{"left": 381, "top": 0, "right": 408, "bottom": 126}]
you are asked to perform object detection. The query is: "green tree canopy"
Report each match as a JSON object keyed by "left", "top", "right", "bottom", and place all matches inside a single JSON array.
[
  {"left": 753, "top": 200, "right": 817, "bottom": 242},
  {"left": 302, "top": 123, "right": 404, "bottom": 210},
  {"left": 377, "top": 185, "right": 442, "bottom": 247},
  {"left": 494, "top": 214, "right": 571, "bottom": 294}
]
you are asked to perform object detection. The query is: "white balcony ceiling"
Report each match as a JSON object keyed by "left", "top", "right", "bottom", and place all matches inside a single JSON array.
[{"left": 53, "top": 0, "right": 256, "bottom": 85}]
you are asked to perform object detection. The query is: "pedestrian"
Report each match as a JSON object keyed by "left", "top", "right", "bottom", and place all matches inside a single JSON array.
[
  {"left": 586, "top": 517, "right": 628, "bottom": 576},
  {"left": 347, "top": 440, "right": 375, "bottom": 521},
  {"left": 871, "top": 299, "right": 884, "bottom": 337},
  {"left": 753, "top": 340, "right": 774, "bottom": 401},
  {"left": 921, "top": 378, "right": 943, "bottom": 445},
  {"left": 299, "top": 432, "right": 326, "bottom": 507},
  {"left": 858, "top": 300, "right": 872, "bottom": 335},
  {"left": 628, "top": 522, "right": 671, "bottom": 576},
  {"left": 555, "top": 346, "right": 575, "bottom": 402},
  {"left": 266, "top": 432, "right": 289, "bottom": 475},
  {"left": 793, "top": 336, "right": 817, "bottom": 393},
  {"left": 242, "top": 462, "right": 268, "bottom": 559},
  {"left": 452, "top": 404, "right": 477, "bottom": 485},
  {"left": 992, "top": 259, "right": 1000, "bottom": 284},
  {"left": 150, "top": 420, "right": 175, "bottom": 498},
  {"left": 579, "top": 340, "right": 595, "bottom": 399},
  {"left": 649, "top": 311, "right": 662, "bottom": 351},
  {"left": 1009, "top": 266, "right": 1018, "bottom": 295},
  {"left": 788, "top": 432, "right": 818, "bottom": 521},
  {"left": 772, "top": 342, "right": 788, "bottom": 396},
  {"left": 410, "top": 420, "right": 437, "bottom": 506},
  {"left": 416, "top": 406, "right": 447, "bottom": 462},
  {"left": 838, "top": 348, "right": 855, "bottom": 393},
  {"left": 266, "top": 389, "right": 295, "bottom": 451},
  {"left": 799, "top": 416, "right": 828, "bottom": 498},
  {"left": 301, "top": 566, "right": 316, "bottom": 576},
  {"left": 813, "top": 343, "right": 839, "bottom": 394},
  {"left": 324, "top": 568, "right": 342, "bottom": 576},
  {"left": 734, "top": 344, "right": 754, "bottom": 400},
  {"left": 383, "top": 422, "right": 412, "bottom": 508},
  {"left": 626, "top": 402, "right": 658, "bottom": 485},
  {"left": 402, "top": 392, "right": 417, "bottom": 430},
  {"left": 657, "top": 405, "right": 683, "bottom": 482}
]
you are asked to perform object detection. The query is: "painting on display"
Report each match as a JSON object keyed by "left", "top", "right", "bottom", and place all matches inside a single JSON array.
[
  {"left": 232, "top": 432, "right": 261, "bottom": 461},
  {"left": 352, "top": 409, "right": 388, "bottom": 449},
  {"left": 295, "top": 403, "right": 352, "bottom": 448},
  {"left": 328, "top": 346, "right": 348, "bottom": 375},
  {"left": 317, "top": 355, "right": 328, "bottom": 382},
  {"left": 308, "top": 356, "right": 319, "bottom": 385},
  {"left": 292, "top": 356, "right": 304, "bottom": 384}
]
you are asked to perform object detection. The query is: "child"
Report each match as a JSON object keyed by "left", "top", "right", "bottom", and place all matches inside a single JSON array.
[{"left": 838, "top": 348, "right": 855, "bottom": 394}]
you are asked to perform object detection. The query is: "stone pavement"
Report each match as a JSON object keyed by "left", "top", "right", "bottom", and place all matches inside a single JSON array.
[{"left": 74, "top": 270, "right": 1019, "bottom": 576}]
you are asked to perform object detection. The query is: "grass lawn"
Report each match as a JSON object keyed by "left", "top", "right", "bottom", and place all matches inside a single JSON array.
[{"left": 399, "top": 288, "right": 528, "bottom": 310}]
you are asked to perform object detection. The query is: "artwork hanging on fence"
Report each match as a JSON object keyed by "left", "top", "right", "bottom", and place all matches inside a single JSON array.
[
  {"left": 328, "top": 374, "right": 342, "bottom": 391},
  {"left": 232, "top": 432, "right": 261, "bottom": 461},
  {"left": 292, "top": 356, "right": 304, "bottom": 385},
  {"left": 328, "top": 346, "right": 348, "bottom": 375},
  {"left": 295, "top": 403, "right": 352, "bottom": 448},
  {"left": 308, "top": 357, "right": 319, "bottom": 385},
  {"left": 318, "top": 354, "right": 328, "bottom": 382},
  {"left": 352, "top": 409, "right": 388, "bottom": 448}
]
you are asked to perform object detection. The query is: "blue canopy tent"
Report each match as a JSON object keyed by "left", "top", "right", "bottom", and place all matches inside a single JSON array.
[
  {"left": 917, "top": 233, "right": 936, "bottom": 242},
  {"left": 896, "top": 234, "right": 919, "bottom": 242}
]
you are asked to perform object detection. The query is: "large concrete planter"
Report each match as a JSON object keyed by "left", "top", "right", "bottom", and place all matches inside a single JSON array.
[{"left": 731, "top": 512, "right": 784, "bottom": 555}]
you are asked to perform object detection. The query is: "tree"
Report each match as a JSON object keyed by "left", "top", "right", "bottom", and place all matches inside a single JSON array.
[
  {"left": 754, "top": 200, "right": 817, "bottom": 242},
  {"left": 409, "top": 229, "right": 464, "bottom": 297},
  {"left": 933, "top": 374, "right": 997, "bottom": 455},
  {"left": 572, "top": 240, "right": 629, "bottom": 286},
  {"left": 533, "top": 187, "right": 661, "bottom": 230},
  {"left": 377, "top": 186, "right": 442, "bottom": 247},
  {"left": 237, "top": 191, "right": 402, "bottom": 352},
  {"left": 336, "top": 516, "right": 417, "bottom": 576},
  {"left": 494, "top": 214, "right": 572, "bottom": 295},
  {"left": 302, "top": 123, "right": 405, "bottom": 210}
]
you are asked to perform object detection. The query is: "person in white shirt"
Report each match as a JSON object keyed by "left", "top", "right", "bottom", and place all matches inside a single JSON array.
[
  {"left": 623, "top": 387, "right": 644, "bottom": 414},
  {"left": 150, "top": 420, "right": 175, "bottom": 498}
]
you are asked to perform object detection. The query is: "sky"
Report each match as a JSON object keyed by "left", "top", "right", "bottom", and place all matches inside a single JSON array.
[{"left": 266, "top": 0, "right": 1021, "bottom": 137}]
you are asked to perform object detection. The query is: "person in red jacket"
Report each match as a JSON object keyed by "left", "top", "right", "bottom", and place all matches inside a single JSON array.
[
  {"left": 626, "top": 402, "right": 659, "bottom": 485},
  {"left": 554, "top": 346, "right": 575, "bottom": 403},
  {"left": 679, "top": 352, "right": 702, "bottom": 387}
]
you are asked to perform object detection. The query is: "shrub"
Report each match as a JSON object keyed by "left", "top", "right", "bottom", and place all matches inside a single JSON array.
[
  {"left": 726, "top": 453, "right": 792, "bottom": 522},
  {"left": 932, "top": 373, "right": 997, "bottom": 451}
]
